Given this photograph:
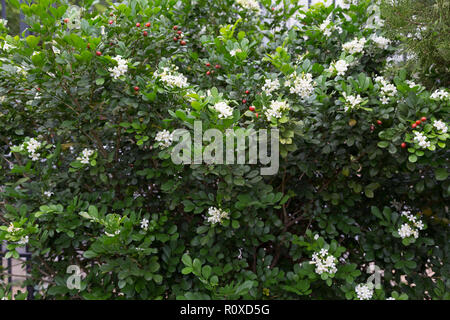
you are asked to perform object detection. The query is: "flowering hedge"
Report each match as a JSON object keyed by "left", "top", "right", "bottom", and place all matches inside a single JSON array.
[{"left": 0, "top": 0, "right": 449, "bottom": 300}]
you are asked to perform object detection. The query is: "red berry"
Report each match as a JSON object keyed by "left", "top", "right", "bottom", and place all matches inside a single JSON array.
[
  {"left": 180, "top": 40, "right": 186, "bottom": 45},
  {"left": 87, "top": 43, "right": 91, "bottom": 49},
  {"left": 370, "top": 125, "right": 375, "bottom": 131},
  {"left": 255, "top": 113, "right": 259, "bottom": 118},
  {"left": 206, "top": 71, "right": 211, "bottom": 75},
  {"left": 143, "top": 31, "right": 148, "bottom": 36},
  {"left": 377, "top": 120, "right": 382, "bottom": 125},
  {"left": 421, "top": 116, "right": 427, "bottom": 122},
  {"left": 110, "top": 13, "right": 114, "bottom": 17},
  {"left": 145, "top": 22, "right": 151, "bottom": 27},
  {"left": 249, "top": 106, "right": 255, "bottom": 112},
  {"left": 272, "top": 7, "right": 275, "bottom": 11},
  {"left": 109, "top": 20, "right": 113, "bottom": 25},
  {"left": 245, "top": 90, "right": 250, "bottom": 94},
  {"left": 412, "top": 123, "right": 417, "bottom": 129},
  {"left": 206, "top": 62, "right": 211, "bottom": 67},
  {"left": 416, "top": 120, "right": 421, "bottom": 125},
  {"left": 401, "top": 142, "right": 407, "bottom": 149},
  {"left": 63, "top": 18, "right": 69, "bottom": 23},
  {"left": 242, "top": 99, "right": 247, "bottom": 104},
  {"left": 177, "top": 30, "right": 182, "bottom": 35},
  {"left": 136, "top": 23, "right": 141, "bottom": 27},
  {"left": 95, "top": 51, "right": 102, "bottom": 56},
  {"left": 173, "top": 25, "right": 178, "bottom": 30},
  {"left": 215, "top": 64, "right": 221, "bottom": 69},
  {"left": 134, "top": 86, "right": 139, "bottom": 91},
  {"left": 173, "top": 37, "right": 178, "bottom": 42}
]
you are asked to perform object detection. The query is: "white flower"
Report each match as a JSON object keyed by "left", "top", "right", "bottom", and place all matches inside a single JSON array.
[
  {"left": 44, "top": 191, "right": 54, "bottom": 198},
  {"left": 7, "top": 223, "right": 21, "bottom": 234},
  {"left": 262, "top": 79, "right": 280, "bottom": 96},
  {"left": 314, "top": 234, "right": 319, "bottom": 240},
  {"left": 155, "top": 130, "right": 174, "bottom": 148},
  {"left": 355, "top": 283, "right": 374, "bottom": 300},
  {"left": 140, "top": 218, "right": 149, "bottom": 230},
  {"left": 264, "top": 100, "right": 290, "bottom": 120},
  {"left": 319, "top": 18, "right": 335, "bottom": 37},
  {"left": 330, "top": 60, "right": 349, "bottom": 77},
  {"left": 235, "top": 0, "right": 261, "bottom": 13},
  {"left": 398, "top": 223, "right": 414, "bottom": 239},
  {"left": 105, "top": 230, "right": 120, "bottom": 237},
  {"left": 100, "top": 26, "right": 106, "bottom": 35},
  {"left": 374, "top": 76, "right": 397, "bottom": 104},
  {"left": 154, "top": 66, "right": 189, "bottom": 89},
  {"left": 371, "top": 35, "right": 390, "bottom": 50},
  {"left": 430, "top": 89, "right": 449, "bottom": 100},
  {"left": 386, "top": 297, "right": 396, "bottom": 300},
  {"left": 433, "top": 120, "right": 448, "bottom": 133},
  {"left": 310, "top": 248, "right": 338, "bottom": 275},
  {"left": 342, "top": 92, "right": 363, "bottom": 112},
  {"left": 406, "top": 80, "right": 418, "bottom": 88},
  {"left": 206, "top": 207, "right": 229, "bottom": 225},
  {"left": 213, "top": 101, "right": 233, "bottom": 119},
  {"left": 1, "top": 41, "right": 14, "bottom": 51},
  {"left": 342, "top": 37, "right": 366, "bottom": 55},
  {"left": 230, "top": 48, "right": 242, "bottom": 56},
  {"left": 413, "top": 131, "right": 431, "bottom": 149},
  {"left": 0, "top": 19, "right": 7, "bottom": 27},
  {"left": 287, "top": 72, "right": 315, "bottom": 99},
  {"left": 52, "top": 46, "right": 60, "bottom": 54},
  {"left": 18, "top": 236, "right": 29, "bottom": 245},
  {"left": 76, "top": 148, "right": 95, "bottom": 164},
  {"left": 108, "top": 55, "right": 128, "bottom": 80}
]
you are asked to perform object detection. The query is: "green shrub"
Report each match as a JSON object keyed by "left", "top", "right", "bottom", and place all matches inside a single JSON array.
[{"left": 0, "top": 0, "right": 448, "bottom": 300}]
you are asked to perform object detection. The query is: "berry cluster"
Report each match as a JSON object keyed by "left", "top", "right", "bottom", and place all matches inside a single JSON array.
[{"left": 172, "top": 26, "right": 186, "bottom": 45}]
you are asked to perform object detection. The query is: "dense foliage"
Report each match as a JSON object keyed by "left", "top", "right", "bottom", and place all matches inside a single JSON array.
[
  {"left": 0, "top": 0, "right": 449, "bottom": 300},
  {"left": 380, "top": 0, "right": 450, "bottom": 88}
]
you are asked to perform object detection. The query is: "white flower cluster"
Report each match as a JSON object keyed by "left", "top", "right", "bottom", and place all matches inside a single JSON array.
[
  {"left": 310, "top": 248, "right": 338, "bottom": 275},
  {"left": 0, "top": 19, "right": 7, "bottom": 27},
  {"left": 355, "top": 283, "right": 374, "bottom": 300},
  {"left": 18, "top": 235, "right": 29, "bottom": 245},
  {"left": 1, "top": 41, "right": 13, "bottom": 51},
  {"left": 398, "top": 210, "right": 424, "bottom": 239},
  {"left": 7, "top": 223, "right": 21, "bottom": 234},
  {"left": 14, "top": 138, "right": 43, "bottom": 161},
  {"left": 108, "top": 55, "right": 128, "bottom": 80},
  {"left": 235, "top": 0, "right": 261, "bottom": 13},
  {"left": 140, "top": 218, "right": 149, "bottom": 230},
  {"left": 405, "top": 80, "right": 419, "bottom": 89},
  {"left": 371, "top": 34, "right": 391, "bottom": 50},
  {"left": 155, "top": 129, "right": 174, "bottom": 148},
  {"left": 76, "top": 148, "right": 95, "bottom": 164},
  {"left": 374, "top": 76, "right": 397, "bottom": 104},
  {"left": 342, "top": 92, "right": 363, "bottom": 112},
  {"left": 319, "top": 18, "right": 337, "bottom": 37},
  {"left": 264, "top": 100, "right": 290, "bottom": 120},
  {"left": 433, "top": 120, "right": 448, "bottom": 134},
  {"left": 213, "top": 101, "right": 233, "bottom": 119},
  {"left": 413, "top": 131, "right": 431, "bottom": 149},
  {"left": 262, "top": 79, "right": 280, "bottom": 96},
  {"left": 206, "top": 207, "right": 229, "bottom": 225},
  {"left": 329, "top": 60, "right": 349, "bottom": 77},
  {"left": 342, "top": 37, "right": 366, "bottom": 55},
  {"left": 286, "top": 72, "right": 315, "bottom": 99},
  {"left": 154, "top": 66, "right": 189, "bottom": 89},
  {"left": 430, "top": 89, "right": 449, "bottom": 100}
]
